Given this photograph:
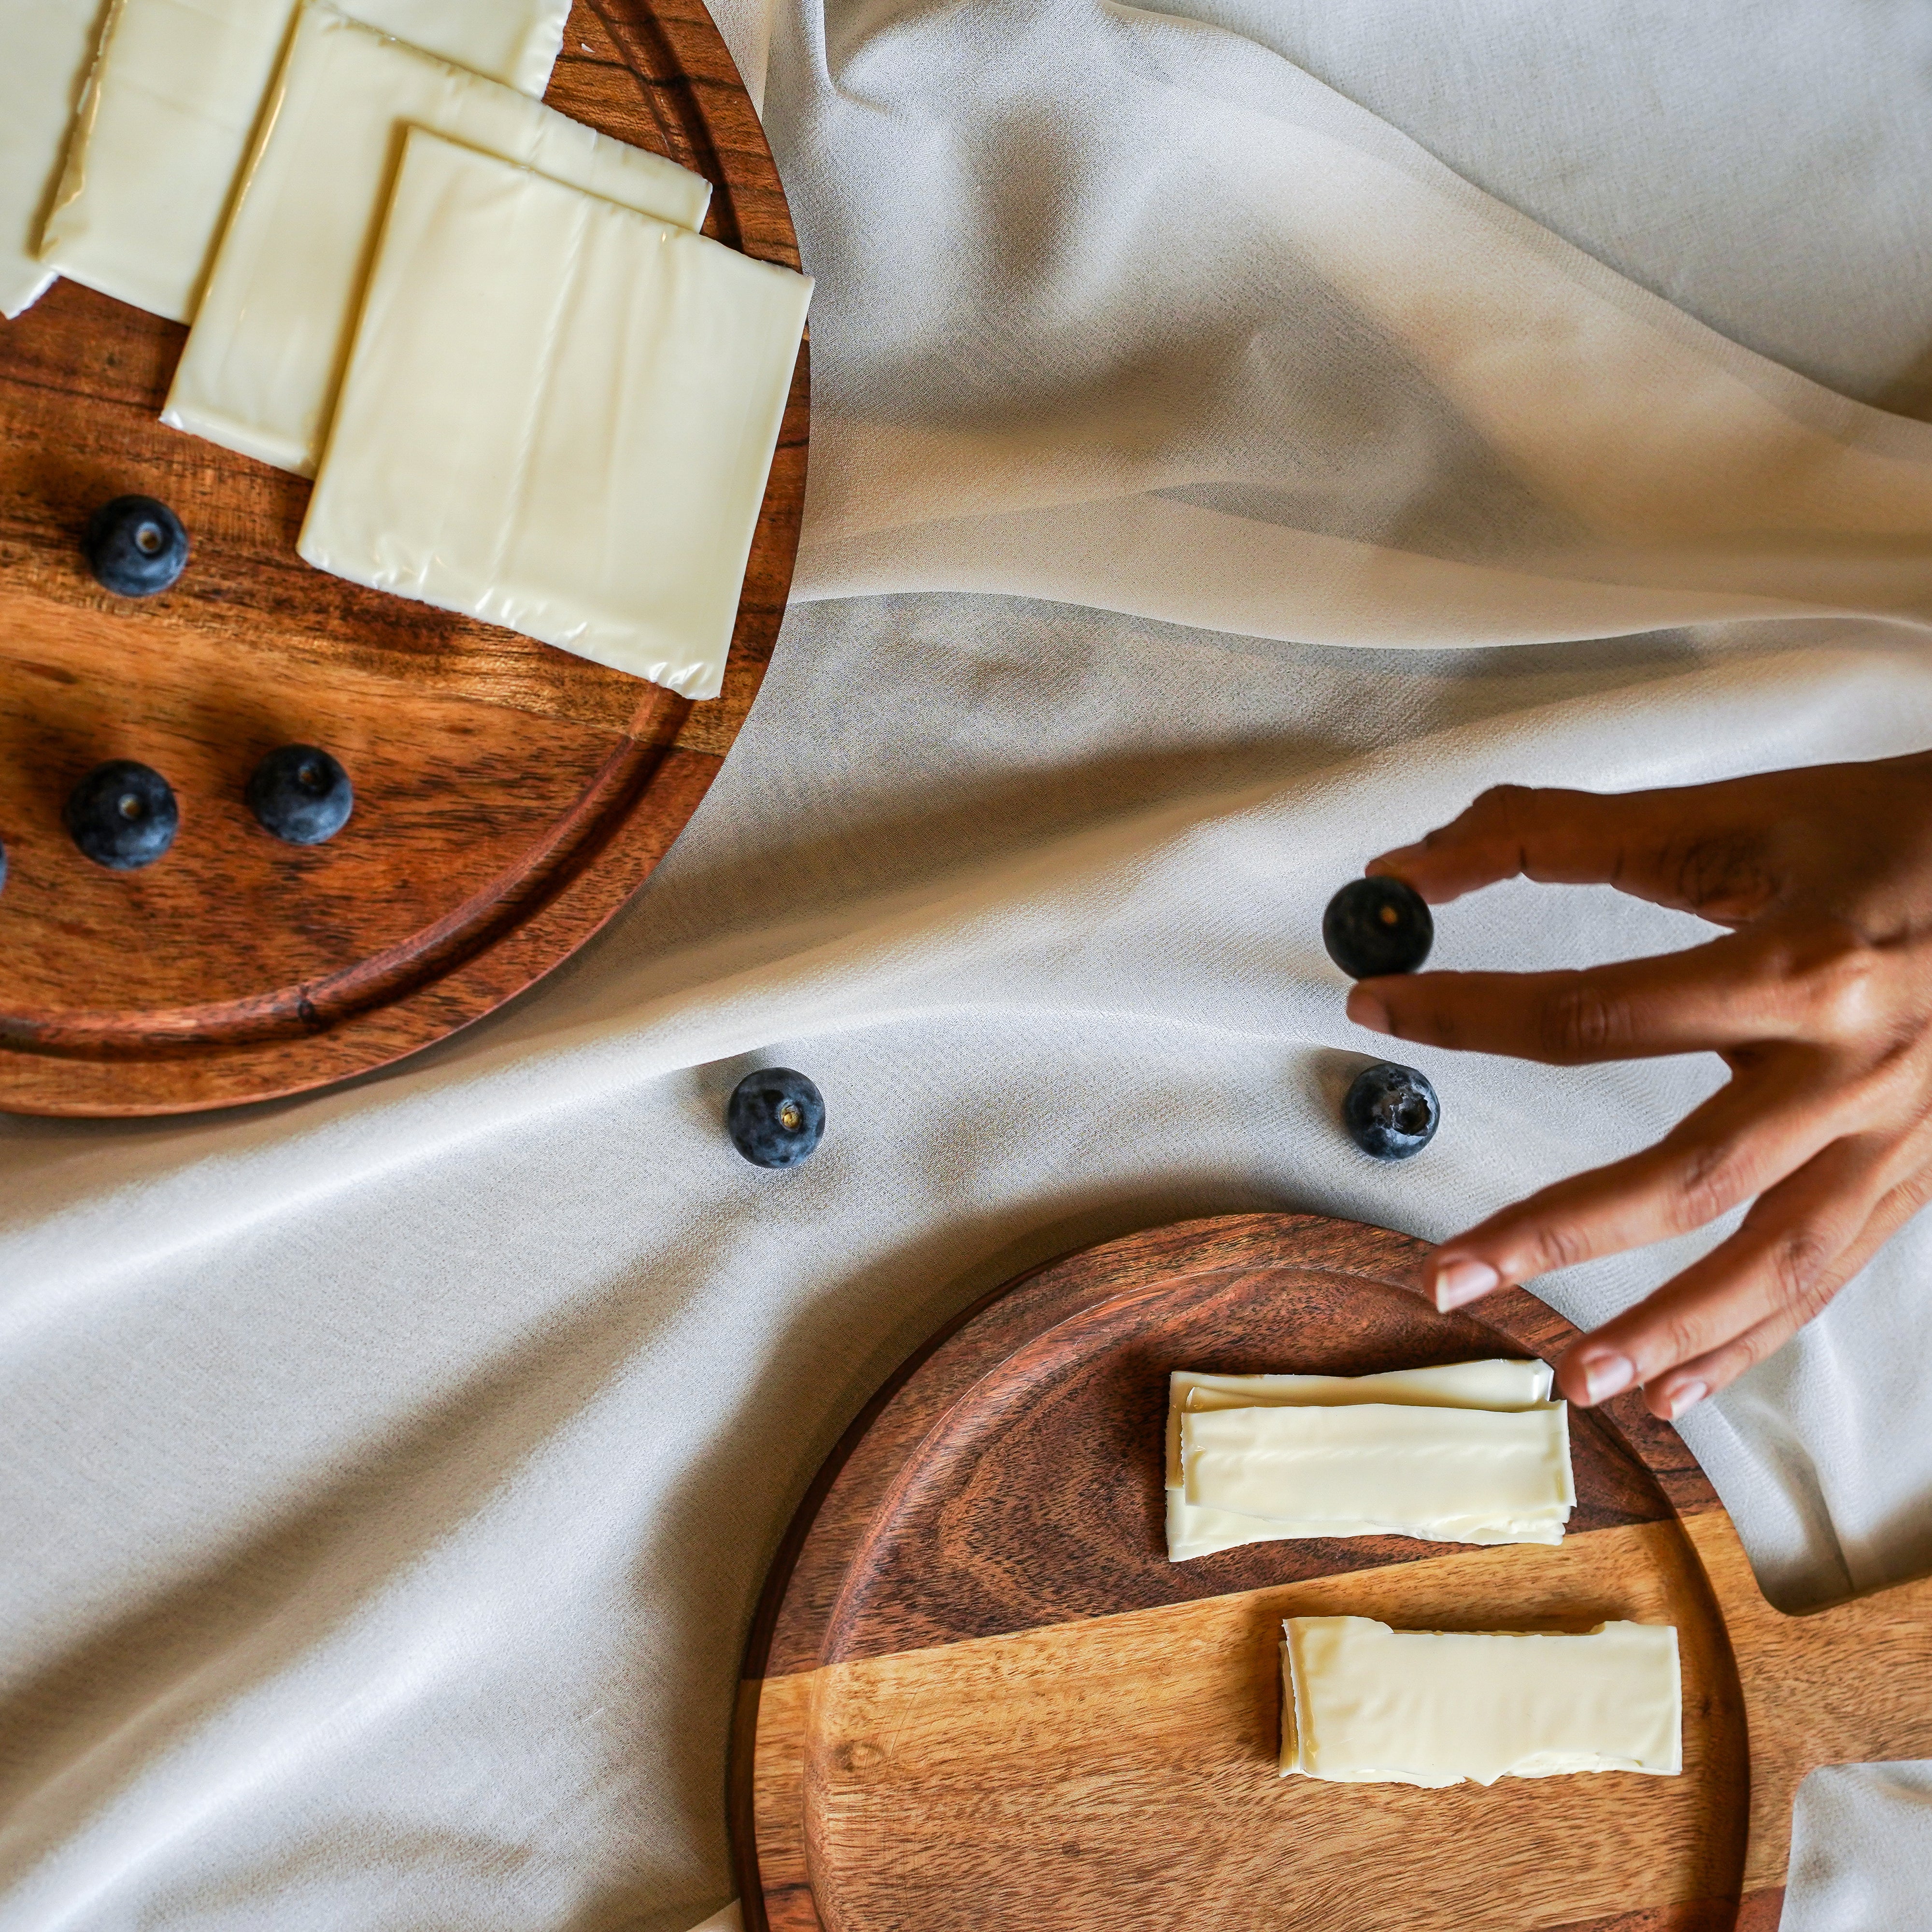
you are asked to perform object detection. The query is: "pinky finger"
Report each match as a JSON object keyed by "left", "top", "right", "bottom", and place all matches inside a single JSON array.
[{"left": 1644, "top": 1166, "right": 1932, "bottom": 1419}]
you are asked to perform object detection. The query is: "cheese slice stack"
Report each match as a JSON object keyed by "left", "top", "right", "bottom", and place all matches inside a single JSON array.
[
  {"left": 38, "top": 0, "right": 575, "bottom": 322},
  {"left": 1165, "top": 1361, "right": 1573, "bottom": 1560},
  {"left": 0, "top": 0, "right": 108, "bottom": 320},
  {"left": 165, "top": 1, "right": 713, "bottom": 477},
  {"left": 299, "top": 129, "right": 811, "bottom": 700},
  {"left": 1280, "top": 1615, "right": 1682, "bottom": 1785}
]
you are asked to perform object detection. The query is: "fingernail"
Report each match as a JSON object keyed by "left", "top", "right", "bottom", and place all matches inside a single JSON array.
[
  {"left": 1432, "top": 1258, "right": 1500, "bottom": 1312},
  {"left": 1577, "top": 1352, "right": 1635, "bottom": 1405},
  {"left": 1664, "top": 1380, "right": 1709, "bottom": 1420},
  {"left": 1346, "top": 989, "right": 1392, "bottom": 1034}
]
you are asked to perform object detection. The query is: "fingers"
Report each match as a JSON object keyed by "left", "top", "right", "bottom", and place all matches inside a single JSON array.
[
  {"left": 1423, "top": 1062, "right": 1848, "bottom": 1311},
  {"left": 1550, "top": 1132, "right": 1926, "bottom": 1412},
  {"left": 1347, "top": 917, "right": 1875, "bottom": 1063},
  {"left": 1367, "top": 781, "right": 1776, "bottom": 921},
  {"left": 1640, "top": 1169, "right": 1932, "bottom": 1417}
]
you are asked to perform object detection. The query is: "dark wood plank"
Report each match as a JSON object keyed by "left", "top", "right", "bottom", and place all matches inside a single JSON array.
[{"left": 0, "top": 0, "right": 805, "bottom": 1115}]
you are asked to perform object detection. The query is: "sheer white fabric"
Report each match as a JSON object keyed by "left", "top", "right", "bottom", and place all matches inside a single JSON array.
[{"left": 3, "top": 1, "right": 1931, "bottom": 1929}]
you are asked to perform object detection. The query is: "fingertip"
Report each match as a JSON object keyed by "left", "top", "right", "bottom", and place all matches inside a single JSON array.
[
  {"left": 1559, "top": 1347, "right": 1635, "bottom": 1407},
  {"left": 1345, "top": 986, "right": 1392, "bottom": 1035},
  {"left": 1429, "top": 1255, "right": 1500, "bottom": 1312},
  {"left": 1650, "top": 1378, "right": 1709, "bottom": 1421}
]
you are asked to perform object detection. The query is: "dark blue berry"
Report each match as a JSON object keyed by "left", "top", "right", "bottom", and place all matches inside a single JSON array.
[
  {"left": 1342, "top": 1062, "right": 1440, "bottom": 1161},
  {"left": 248, "top": 744, "right": 354, "bottom": 845},
  {"left": 65, "top": 761, "right": 179, "bottom": 870},
  {"left": 727, "top": 1067, "right": 825, "bottom": 1168},
  {"left": 0, "top": 840, "right": 8, "bottom": 894},
  {"left": 1323, "top": 876, "right": 1433, "bottom": 979},
  {"left": 84, "top": 496, "right": 189, "bottom": 597}
]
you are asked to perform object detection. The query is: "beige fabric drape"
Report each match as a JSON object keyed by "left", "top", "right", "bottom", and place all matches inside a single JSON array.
[{"left": 5, "top": 0, "right": 1932, "bottom": 1927}]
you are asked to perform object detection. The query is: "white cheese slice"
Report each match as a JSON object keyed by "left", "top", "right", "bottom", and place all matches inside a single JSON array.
[
  {"left": 1279, "top": 1616, "right": 1682, "bottom": 1785},
  {"left": 1181, "top": 1400, "right": 1575, "bottom": 1543},
  {"left": 1163, "top": 1362, "right": 1554, "bottom": 1488},
  {"left": 163, "top": 1, "right": 713, "bottom": 475},
  {"left": 0, "top": 0, "right": 110, "bottom": 319},
  {"left": 37, "top": 0, "right": 575, "bottom": 323},
  {"left": 1164, "top": 1362, "right": 1564, "bottom": 1561},
  {"left": 298, "top": 130, "right": 810, "bottom": 700}
]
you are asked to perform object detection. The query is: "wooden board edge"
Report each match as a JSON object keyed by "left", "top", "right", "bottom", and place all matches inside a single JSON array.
[
  {"left": 729, "top": 1211, "right": 1731, "bottom": 1928},
  {"left": 0, "top": 0, "right": 807, "bottom": 1119},
  {"left": 0, "top": 742, "right": 721, "bottom": 1114}
]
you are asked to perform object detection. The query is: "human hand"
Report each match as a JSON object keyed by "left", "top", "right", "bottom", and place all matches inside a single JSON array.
[{"left": 1346, "top": 753, "right": 1932, "bottom": 1420}]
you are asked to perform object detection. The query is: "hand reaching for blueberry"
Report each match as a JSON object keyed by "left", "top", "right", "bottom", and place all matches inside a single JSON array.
[{"left": 1346, "top": 753, "right": 1932, "bottom": 1421}]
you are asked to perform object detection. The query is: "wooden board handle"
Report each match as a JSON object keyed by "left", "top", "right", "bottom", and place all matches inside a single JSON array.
[{"left": 1687, "top": 1510, "right": 1932, "bottom": 1892}]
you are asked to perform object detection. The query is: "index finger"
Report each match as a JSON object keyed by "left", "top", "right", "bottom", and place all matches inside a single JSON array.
[
  {"left": 1345, "top": 922, "right": 1833, "bottom": 1062},
  {"left": 1368, "top": 781, "right": 1771, "bottom": 920}
]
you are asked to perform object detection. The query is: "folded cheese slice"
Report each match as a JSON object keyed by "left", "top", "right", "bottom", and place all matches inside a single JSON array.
[
  {"left": 0, "top": 0, "right": 108, "bottom": 319},
  {"left": 1164, "top": 1362, "right": 1565, "bottom": 1561},
  {"left": 164, "top": 1, "right": 712, "bottom": 476},
  {"left": 299, "top": 131, "right": 811, "bottom": 700},
  {"left": 1182, "top": 1400, "right": 1573, "bottom": 1542},
  {"left": 1280, "top": 1616, "right": 1682, "bottom": 1785},
  {"left": 38, "top": 0, "right": 575, "bottom": 323}
]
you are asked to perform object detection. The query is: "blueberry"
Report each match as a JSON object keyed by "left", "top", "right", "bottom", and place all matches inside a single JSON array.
[
  {"left": 84, "top": 496, "right": 189, "bottom": 597},
  {"left": 727, "top": 1067, "right": 825, "bottom": 1168},
  {"left": 0, "top": 840, "right": 8, "bottom": 895},
  {"left": 65, "top": 760, "right": 179, "bottom": 870},
  {"left": 1342, "top": 1062, "right": 1440, "bottom": 1161},
  {"left": 1323, "top": 876, "right": 1433, "bottom": 979},
  {"left": 248, "top": 744, "right": 354, "bottom": 845}
]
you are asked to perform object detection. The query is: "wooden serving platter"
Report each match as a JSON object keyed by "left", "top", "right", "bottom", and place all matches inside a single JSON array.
[
  {"left": 735, "top": 1212, "right": 1932, "bottom": 1932},
  {"left": 0, "top": 0, "right": 807, "bottom": 1117}
]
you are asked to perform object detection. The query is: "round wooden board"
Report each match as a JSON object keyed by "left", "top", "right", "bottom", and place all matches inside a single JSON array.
[
  {"left": 735, "top": 1212, "right": 1932, "bottom": 1932},
  {"left": 0, "top": 0, "right": 806, "bottom": 1117}
]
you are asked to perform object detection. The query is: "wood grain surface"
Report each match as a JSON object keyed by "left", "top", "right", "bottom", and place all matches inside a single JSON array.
[
  {"left": 733, "top": 1212, "right": 1932, "bottom": 1932},
  {"left": 0, "top": 0, "right": 807, "bottom": 1116}
]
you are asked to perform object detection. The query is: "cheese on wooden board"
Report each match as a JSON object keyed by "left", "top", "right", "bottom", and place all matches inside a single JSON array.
[
  {"left": 0, "top": 0, "right": 110, "bottom": 319},
  {"left": 299, "top": 131, "right": 810, "bottom": 701},
  {"left": 1279, "top": 1616, "right": 1682, "bottom": 1785},
  {"left": 37, "top": 0, "right": 575, "bottom": 323},
  {"left": 163, "top": 1, "right": 713, "bottom": 476},
  {"left": 1164, "top": 1362, "right": 1563, "bottom": 1561},
  {"left": 1163, "top": 1361, "right": 1553, "bottom": 1487},
  {"left": 1181, "top": 1400, "right": 1574, "bottom": 1542}
]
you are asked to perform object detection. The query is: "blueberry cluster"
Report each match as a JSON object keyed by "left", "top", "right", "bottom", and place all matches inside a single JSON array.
[
  {"left": 1325, "top": 876, "right": 1445, "bottom": 1160},
  {"left": 24, "top": 502, "right": 356, "bottom": 884},
  {"left": 37, "top": 746, "right": 356, "bottom": 881}
]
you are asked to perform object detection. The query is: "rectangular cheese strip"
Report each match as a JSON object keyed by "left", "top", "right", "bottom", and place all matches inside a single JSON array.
[
  {"left": 1280, "top": 1616, "right": 1681, "bottom": 1785},
  {"left": 37, "top": 0, "right": 574, "bottom": 323},
  {"left": 1181, "top": 1400, "right": 1574, "bottom": 1542},
  {"left": 0, "top": 0, "right": 109, "bottom": 318},
  {"left": 1164, "top": 1362, "right": 1563, "bottom": 1561},
  {"left": 164, "top": 1, "right": 712, "bottom": 474},
  {"left": 1163, "top": 1362, "right": 1554, "bottom": 1487},
  {"left": 299, "top": 131, "right": 810, "bottom": 700}
]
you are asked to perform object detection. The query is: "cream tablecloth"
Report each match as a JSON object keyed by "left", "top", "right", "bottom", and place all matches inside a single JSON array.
[{"left": 5, "top": 0, "right": 1932, "bottom": 1927}]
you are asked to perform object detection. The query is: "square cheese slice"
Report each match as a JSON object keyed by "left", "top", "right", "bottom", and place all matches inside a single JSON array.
[
  {"left": 299, "top": 130, "right": 811, "bottom": 700},
  {"left": 1180, "top": 1399, "right": 1574, "bottom": 1543},
  {"left": 164, "top": 1, "right": 712, "bottom": 474},
  {"left": 1280, "top": 1616, "right": 1682, "bottom": 1785},
  {"left": 0, "top": 0, "right": 110, "bottom": 319},
  {"left": 1164, "top": 1361, "right": 1563, "bottom": 1561},
  {"left": 37, "top": 0, "right": 575, "bottom": 323}
]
